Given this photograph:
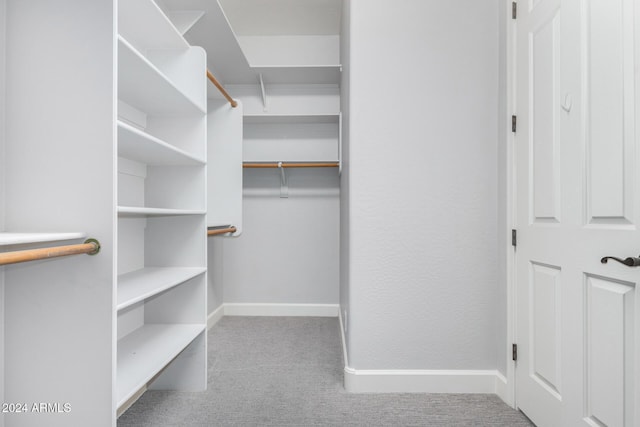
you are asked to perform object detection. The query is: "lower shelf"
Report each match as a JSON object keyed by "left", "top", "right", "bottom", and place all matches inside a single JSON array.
[{"left": 117, "top": 323, "right": 205, "bottom": 407}]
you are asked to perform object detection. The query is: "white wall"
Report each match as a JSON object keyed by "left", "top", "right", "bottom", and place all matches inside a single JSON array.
[
  {"left": 343, "top": 0, "right": 501, "bottom": 370},
  {"left": 222, "top": 169, "right": 340, "bottom": 305}
]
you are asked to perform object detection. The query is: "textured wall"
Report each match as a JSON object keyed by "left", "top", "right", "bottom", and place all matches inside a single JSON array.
[
  {"left": 222, "top": 171, "right": 340, "bottom": 304},
  {"left": 346, "top": 0, "right": 501, "bottom": 370},
  {"left": 217, "top": 84, "right": 341, "bottom": 308}
]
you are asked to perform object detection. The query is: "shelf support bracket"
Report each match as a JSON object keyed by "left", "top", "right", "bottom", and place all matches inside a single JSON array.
[
  {"left": 259, "top": 73, "right": 268, "bottom": 112},
  {"left": 278, "top": 162, "right": 289, "bottom": 198}
]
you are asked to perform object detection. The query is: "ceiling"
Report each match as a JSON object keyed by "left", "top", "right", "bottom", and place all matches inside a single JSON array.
[{"left": 218, "top": 0, "right": 342, "bottom": 36}]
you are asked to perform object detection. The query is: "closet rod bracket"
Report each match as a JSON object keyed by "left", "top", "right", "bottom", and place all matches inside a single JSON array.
[
  {"left": 259, "top": 73, "right": 268, "bottom": 111},
  {"left": 84, "top": 238, "right": 101, "bottom": 255},
  {"left": 278, "top": 161, "right": 289, "bottom": 198}
]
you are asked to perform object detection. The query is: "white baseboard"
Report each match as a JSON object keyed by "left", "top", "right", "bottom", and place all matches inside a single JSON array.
[
  {"left": 339, "top": 311, "right": 508, "bottom": 395},
  {"left": 344, "top": 367, "right": 507, "bottom": 394},
  {"left": 223, "top": 303, "right": 339, "bottom": 317},
  {"left": 207, "top": 304, "right": 225, "bottom": 330}
]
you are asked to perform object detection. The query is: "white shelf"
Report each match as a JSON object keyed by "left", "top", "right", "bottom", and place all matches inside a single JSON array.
[
  {"left": 117, "top": 324, "right": 205, "bottom": 407},
  {"left": 0, "top": 232, "right": 87, "bottom": 246},
  {"left": 243, "top": 114, "right": 339, "bottom": 124},
  {"left": 243, "top": 161, "right": 340, "bottom": 165},
  {"left": 118, "top": 0, "right": 189, "bottom": 53},
  {"left": 253, "top": 65, "right": 341, "bottom": 84},
  {"left": 117, "top": 267, "right": 206, "bottom": 311},
  {"left": 118, "top": 207, "right": 206, "bottom": 217},
  {"left": 167, "top": 11, "right": 205, "bottom": 36},
  {"left": 118, "top": 121, "right": 205, "bottom": 165},
  {"left": 164, "top": 0, "right": 256, "bottom": 85},
  {"left": 118, "top": 36, "right": 205, "bottom": 116}
]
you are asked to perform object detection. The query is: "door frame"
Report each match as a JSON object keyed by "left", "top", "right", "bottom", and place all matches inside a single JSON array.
[{"left": 504, "top": 0, "right": 517, "bottom": 409}]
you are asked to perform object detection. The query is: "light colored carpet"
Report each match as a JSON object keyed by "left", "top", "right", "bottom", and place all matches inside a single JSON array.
[{"left": 118, "top": 317, "right": 533, "bottom": 426}]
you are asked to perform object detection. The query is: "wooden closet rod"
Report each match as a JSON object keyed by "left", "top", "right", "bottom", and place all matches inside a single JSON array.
[
  {"left": 0, "top": 239, "right": 101, "bottom": 266},
  {"left": 243, "top": 162, "right": 339, "bottom": 169},
  {"left": 206, "top": 69, "right": 238, "bottom": 108},
  {"left": 207, "top": 226, "right": 237, "bottom": 237}
]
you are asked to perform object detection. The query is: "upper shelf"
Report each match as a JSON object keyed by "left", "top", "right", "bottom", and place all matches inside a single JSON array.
[
  {"left": 118, "top": 121, "right": 205, "bottom": 165},
  {"left": 0, "top": 233, "right": 87, "bottom": 246},
  {"left": 162, "top": 0, "right": 341, "bottom": 86},
  {"left": 118, "top": 36, "right": 206, "bottom": 116},
  {"left": 163, "top": 0, "right": 255, "bottom": 85},
  {"left": 243, "top": 113, "right": 339, "bottom": 124},
  {"left": 118, "top": 0, "right": 189, "bottom": 53},
  {"left": 254, "top": 66, "right": 341, "bottom": 85}
]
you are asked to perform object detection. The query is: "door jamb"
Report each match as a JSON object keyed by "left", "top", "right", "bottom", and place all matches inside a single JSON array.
[{"left": 504, "top": 0, "right": 517, "bottom": 409}]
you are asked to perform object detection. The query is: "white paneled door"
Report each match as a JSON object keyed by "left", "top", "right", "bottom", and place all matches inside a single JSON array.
[{"left": 514, "top": 0, "right": 640, "bottom": 426}]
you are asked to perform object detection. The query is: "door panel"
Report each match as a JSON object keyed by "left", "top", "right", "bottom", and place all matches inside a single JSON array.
[
  {"left": 531, "top": 10, "right": 561, "bottom": 224},
  {"left": 585, "top": 275, "right": 635, "bottom": 427},
  {"left": 585, "top": 0, "right": 634, "bottom": 225},
  {"left": 531, "top": 262, "right": 562, "bottom": 395}
]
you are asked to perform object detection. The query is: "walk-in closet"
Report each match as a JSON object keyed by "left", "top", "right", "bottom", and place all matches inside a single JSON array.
[
  {"left": 0, "top": 0, "right": 341, "bottom": 424},
  {"left": 6, "top": 0, "right": 631, "bottom": 426}
]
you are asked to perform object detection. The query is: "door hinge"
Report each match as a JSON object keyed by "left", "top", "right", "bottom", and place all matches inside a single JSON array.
[
  {"left": 512, "top": 229, "right": 517, "bottom": 247},
  {"left": 511, "top": 115, "right": 517, "bottom": 132},
  {"left": 512, "top": 2, "right": 517, "bottom": 19},
  {"left": 512, "top": 343, "right": 518, "bottom": 361}
]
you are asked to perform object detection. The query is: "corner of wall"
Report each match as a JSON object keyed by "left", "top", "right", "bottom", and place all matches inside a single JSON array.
[
  {"left": 338, "top": 0, "right": 351, "bottom": 372},
  {"left": 0, "top": 0, "right": 7, "bottom": 420}
]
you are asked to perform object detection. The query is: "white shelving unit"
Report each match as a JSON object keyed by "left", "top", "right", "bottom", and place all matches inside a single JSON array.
[
  {"left": 116, "top": 0, "right": 207, "bottom": 415},
  {"left": 2, "top": 0, "right": 242, "bottom": 424}
]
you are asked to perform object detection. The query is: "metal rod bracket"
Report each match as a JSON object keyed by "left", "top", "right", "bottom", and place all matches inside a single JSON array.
[
  {"left": 84, "top": 238, "right": 101, "bottom": 255},
  {"left": 259, "top": 73, "right": 268, "bottom": 112},
  {"left": 278, "top": 161, "right": 289, "bottom": 198}
]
